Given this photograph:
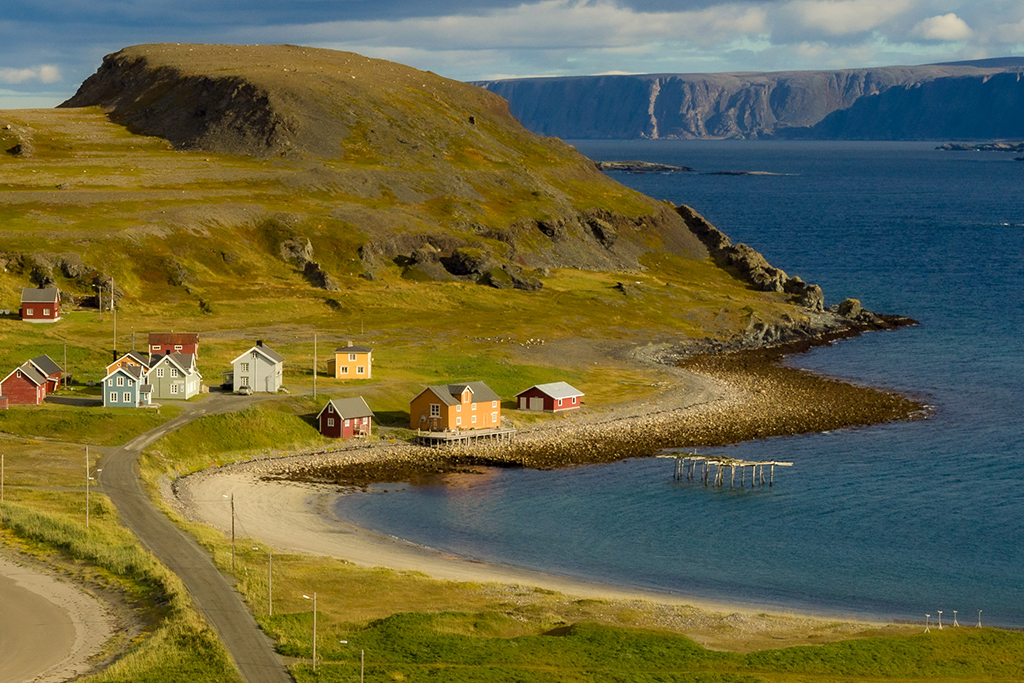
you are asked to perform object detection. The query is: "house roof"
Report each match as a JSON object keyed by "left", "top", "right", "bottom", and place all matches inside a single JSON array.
[
  {"left": 29, "top": 354, "right": 62, "bottom": 377},
  {"left": 21, "top": 287, "right": 59, "bottom": 304},
  {"left": 516, "top": 382, "right": 584, "bottom": 400},
  {"left": 334, "top": 346, "right": 372, "bottom": 354},
  {"left": 2, "top": 361, "right": 47, "bottom": 387},
  {"left": 231, "top": 344, "right": 285, "bottom": 365},
  {"left": 415, "top": 381, "right": 501, "bottom": 406},
  {"left": 123, "top": 349, "right": 151, "bottom": 367},
  {"left": 317, "top": 396, "right": 374, "bottom": 420},
  {"left": 151, "top": 353, "right": 200, "bottom": 376},
  {"left": 103, "top": 364, "right": 146, "bottom": 382},
  {"left": 149, "top": 332, "right": 199, "bottom": 346}
]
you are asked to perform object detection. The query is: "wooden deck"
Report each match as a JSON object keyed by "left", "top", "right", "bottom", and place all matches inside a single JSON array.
[{"left": 415, "top": 427, "right": 517, "bottom": 447}]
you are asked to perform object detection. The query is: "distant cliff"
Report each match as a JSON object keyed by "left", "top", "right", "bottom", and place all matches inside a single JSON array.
[{"left": 475, "top": 58, "right": 1024, "bottom": 140}]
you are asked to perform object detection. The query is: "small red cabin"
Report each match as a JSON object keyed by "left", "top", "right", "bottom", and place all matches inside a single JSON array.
[
  {"left": 515, "top": 382, "right": 584, "bottom": 413},
  {"left": 20, "top": 287, "right": 61, "bottom": 323},
  {"left": 0, "top": 362, "right": 49, "bottom": 405},
  {"left": 317, "top": 397, "right": 374, "bottom": 439}
]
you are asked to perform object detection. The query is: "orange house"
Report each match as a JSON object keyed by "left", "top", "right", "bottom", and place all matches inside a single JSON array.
[
  {"left": 327, "top": 343, "right": 372, "bottom": 380},
  {"left": 106, "top": 350, "right": 150, "bottom": 377},
  {"left": 409, "top": 381, "right": 502, "bottom": 431}
]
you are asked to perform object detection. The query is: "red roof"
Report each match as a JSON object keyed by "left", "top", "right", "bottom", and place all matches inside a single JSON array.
[{"left": 149, "top": 332, "right": 199, "bottom": 345}]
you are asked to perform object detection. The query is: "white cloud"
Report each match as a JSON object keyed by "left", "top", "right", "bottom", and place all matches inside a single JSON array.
[
  {"left": 913, "top": 13, "right": 973, "bottom": 41},
  {"left": 779, "top": 0, "right": 918, "bottom": 37},
  {"left": 0, "top": 64, "right": 61, "bottom": 84}
]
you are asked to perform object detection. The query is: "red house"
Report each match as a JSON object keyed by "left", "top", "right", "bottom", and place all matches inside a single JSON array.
[
  {"left": 515, "top": 382, "right": 584, "bottom": 413},
  {"left": 20, "top": 287, "right": 61, "bottom": 323},
  {"left": 316, "top": 397, "right": 374, "bottom": 439},
  {"left": 0, "top": 361, "right": 49, "bottom": 405},
  {"left": 149, "top": 332, "right": 199, "bottom": 359},
  {"left": 29, "top": 355, "right": 62, "bottom": 392}
]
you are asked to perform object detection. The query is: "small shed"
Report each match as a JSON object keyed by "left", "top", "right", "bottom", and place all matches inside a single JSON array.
[
  {"left": 0, "top": 361, "right": 48, "bottom": 405},
  {"left": 230, "top": 341, "right": 284, "bottom": 393},
  {"left": 317, "top": 397, "right": 374, "bottom": 438},
  {"left": 20, "top": 287, "right": 61, "bottom": 323},
  {"left": 515, "top": 382, "right": 584, "bottom": 412}
]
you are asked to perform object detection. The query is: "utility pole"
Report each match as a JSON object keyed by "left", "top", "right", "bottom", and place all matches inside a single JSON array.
[
  {"left": 63, "top": 339, "right": 67, "bottom": 389},
  {"left": 231, "top": 492, "right": 236, "bottom": 571},
  {"left": 313, "top": 334, "right": 317, "bottom": 400},
  {"left": 85, "top": 447, "right": 90, "bottom": 528},
  {"left": 112, "top": 278, "right": 117, "bottom": 362},
  {"left": 2, "top": 453, "right": 5, "bottom": 503}
]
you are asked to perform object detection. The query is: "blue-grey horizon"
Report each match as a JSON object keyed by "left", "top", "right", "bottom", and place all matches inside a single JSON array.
[{"left": 1, "top": 0, "right": 1021, "bottom": 108}]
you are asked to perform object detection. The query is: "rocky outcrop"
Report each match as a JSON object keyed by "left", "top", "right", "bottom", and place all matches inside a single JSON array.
[
  {"left": 476, "top": 58, "right": 1024, "bottom": 140},
  {"left": 675, "top": 204, "right": 825, "bottom": 306}
]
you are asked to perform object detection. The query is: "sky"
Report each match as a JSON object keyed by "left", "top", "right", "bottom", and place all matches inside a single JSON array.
[{"left": 2, "top": 0, "right": 1022, "bottom": 109}]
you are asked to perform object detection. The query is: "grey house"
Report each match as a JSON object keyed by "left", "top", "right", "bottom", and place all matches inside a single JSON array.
[
  {"left": 231, "top": 341, "right": 284, "bottom": 393},
  {"left": 148, "top": 353, "right": 202, "bottom": 400}
]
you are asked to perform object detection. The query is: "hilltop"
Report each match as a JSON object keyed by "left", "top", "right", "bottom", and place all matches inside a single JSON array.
[
  {"left": 2, "top": 43, "right": 890, "bottom": 384},
  {"left": 476, "top": 58, "right": 1024, "bottom": 140}
]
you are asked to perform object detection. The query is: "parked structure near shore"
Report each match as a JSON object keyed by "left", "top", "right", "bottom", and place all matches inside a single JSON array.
[
  {"left": 409, "top": 381, "right": 502, "bottom": 431},
  {"left": 659, "top": 453, "right": 793, "bottom": 488},
  {"left": 515, "top": 382, "right": 583, "bottom": 412}
]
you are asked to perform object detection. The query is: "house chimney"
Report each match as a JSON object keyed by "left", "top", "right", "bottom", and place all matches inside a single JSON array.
[
  {"left": 257, "top": 339, "right": 263, "bottom": 347},
  {"left": 348, "top": 340, "right": 353, "bottom": 347}
]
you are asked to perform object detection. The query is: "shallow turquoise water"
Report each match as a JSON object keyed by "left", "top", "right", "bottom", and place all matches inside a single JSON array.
[{"left": 335, "top": 141, "right": 1024, "bottom": 627}]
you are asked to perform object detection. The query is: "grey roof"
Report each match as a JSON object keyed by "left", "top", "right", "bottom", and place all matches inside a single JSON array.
[
  {"left": 105, "top": 364, "right": 145, "bottom": 382},
  {"left": 419, "top": 381, "right": 501, "bottom": 406},
  {"left": 334, "top": 345, "right": 372, "bottom": 354},
  {"left": 5, "top": 361, "right": 47, "bottom": 386},
  {"left": 231, "top": 344, "right": 284, "bottom": 365},
  {"left": 125, "top": 349, "right": 150, "bottom": 366},
  {"left": 29, "top": 354, "right": 62, "bottom": 377},
  {"left": 20, "top": 287, "right": 59, "bottom": 304},
  {"left": 516, "top": 381, "right": 584, "bottom": 400},
  {"left": 317, "top": 396, "right": 374, "bottom": 420},
  {"left": 140, "top": 384, "right": 153, "bottom": 393},
  {"left": 152, "top": 352, "right": 196, "bottom": 373}
]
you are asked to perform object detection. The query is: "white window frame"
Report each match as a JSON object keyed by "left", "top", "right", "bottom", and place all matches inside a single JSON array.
[
  {"left": 491, "top": 411, "right": 498, "bottom": 423},
  {"left": 471, "top": 402, "right": 476, "bottom": 411},
  {"left": 492, "top": 400, "right": 497, "bottom": 408},
  {"left": 241, "top": 362, "right": 249, "bottom": 372},
  {"left": 42, "top": 308, "right": 50, "bottom": 316},
  {"left": 557, "top": 398, "right": 563, "bottom": 407},
  {"left": 456, "top": 404, "right": 461, "bottom": 412},
  {"left": 471, "top": 415, "right": 477, "bottom": 424},
  {"left": 170, "top": 368, "right": 178, "bottom": 378},
  {"left": 327, "top": 418, "right": 334, "bottom": 427},
  {"left": 123, "top": 392, "right": 131, "bottom": 403},
  {"left": 109, "top": 391, "right": 117, "bottom": 402},
  {"left": 572, "top": 396, "right": 577, "bottom": 404},
  {"left": 117, "top": 376, "right": 124, "bottom": 386},
  {"left": 349, "top": 353, "right": 357, "bottom": 362},
  {"left": 170, "top": 384, "right": 179, "bottom": 394},
  {"left": 345, "top": 419, "right": 351, "bottom": 427},
  {"left": 175, "top": 345, "right": 183, "bottom": 351},
  {"left": 25, "top": 307, "right": 33, "bottom": 316},
  {"left": 340, "top": 366, "right": 349, "bottom": 374},
  {"left": 356, "top": 366, "right": 365, "bottom": 374},
  {"left": 456, "top": 416, "right": 462, "bottom": 426},
  {"left": 157, "top": 368, "right": 165, "bottom": 378},
  {"left": 429, "top": 403, "right": 440, "bottom": 417}
]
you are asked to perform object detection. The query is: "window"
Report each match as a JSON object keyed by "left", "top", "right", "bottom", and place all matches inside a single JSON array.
[
  {"left": 152, "top": 345, "right": 161, "bottom": 352},
  {"left": 170, "top": 368, "right": 178, "bottom": 378},
  {"left": 241, "top": 363, "right": 249, "bottom": 372},
  {"left": 42, "top": 308, "right": 50, "bottom": 316},
  {"left": 356, "top": 366, "right": 365, "bottom": 374},
  {"left": 123, "top": 392, "right": 131, "bottom": 403},
  {"left": 117, "top": 376, "right": 124, "bottom": 386},
  {"left": 471, "top": 402, "right": 476, "bottom": 410},
  {"left": 108, "top": 378, "right": 115, "bottom": 387},
  {"left": 557, "top": 398, "right": 563, "bottom": 407},
  {"left": 175, "top": 345, "right": 183, "bottom": 351},
  {"left": 327, "top": 418, "right": 335, "bottom": 427},
  {"left": 128, "top": 379, "right": 133, "bottom": 387},
  {"left": 345, "top": 419, "right": 351, "bottom": 427},
  {"left": 491, "top": 412, "right": 498, "bottom": 423},
  {"left": 456, "top": 416, "right": 462, "bottom": 426},
  {"left": 492, "top": 400, "right": 497, "bottom": 408},
  {"left": 340, "top": 366, "right": 349, "bottom": 374},
  {"left": 471, "top": 415, "right": 477, "bottom": 424},
  {"left": 109, "top": 392, "right": 117, "bottom": 402},
  {"left": 349, "top": 353, "right": 357, "bottom": 361},
  {"left": 572, "top": 396, "right": 577, "bottom": 404},
  {"left": 328, "top": 404, "right": 334, "bottom": 413},
  {"left": 456, "top": 404, "right": 461, "bottom": 413},
  {"left": 170, "top": 384, "right": 179, "bottom": 394},
  {"left": 429, "top": 404, "right": 440, "bottom": 417},
  {"left": 25, "top": 308, "right": 33, "bottom": 315},
  {"left": 463, "top": 391, "right": 470, "bottom": 403}
]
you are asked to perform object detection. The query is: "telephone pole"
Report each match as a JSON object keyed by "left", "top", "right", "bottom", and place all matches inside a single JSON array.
[{"left": 313, "top": 334, "right": 318, "bottom": 400}]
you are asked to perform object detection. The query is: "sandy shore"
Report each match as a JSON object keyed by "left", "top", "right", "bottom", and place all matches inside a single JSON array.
[{"left": 0, "top": 553, "right": 115, "bottom": 683}]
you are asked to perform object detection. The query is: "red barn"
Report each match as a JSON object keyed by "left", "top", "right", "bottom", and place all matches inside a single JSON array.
[
  {"left": 317, "top": 397, "right": 374, "bottom": 439},
  {"left": 20, "top": 287, "right": 61, "bottom": 323},
  {"left": 0, "top": 362, "right": 49, "bottom": 405},
  {"left": 149, "top": 332, "right": 199, "bottom": 359},
  {"left": 515, "top": 382, "right": 584, "bottom": 413},
  {"left": 29, "top": 355, "right": 62, "bottom": 392}
]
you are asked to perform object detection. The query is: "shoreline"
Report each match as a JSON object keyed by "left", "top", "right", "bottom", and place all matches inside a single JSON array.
[{"left": 0, "top": 552, "right": 116, "bottom": 683}]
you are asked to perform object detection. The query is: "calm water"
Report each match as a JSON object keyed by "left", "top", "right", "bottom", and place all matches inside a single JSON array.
[{"left": 335, "top": 141, "right": 1024, "bottom": 627}]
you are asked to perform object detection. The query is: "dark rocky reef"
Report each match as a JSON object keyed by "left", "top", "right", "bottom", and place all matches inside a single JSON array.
[{"left": 596, "top": 160, "right": 694, "bottom": 173}]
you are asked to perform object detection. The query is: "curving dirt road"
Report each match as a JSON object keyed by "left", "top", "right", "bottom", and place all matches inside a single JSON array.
[{"left": 98, "top": 393, "right": 293, "bottom": 683}]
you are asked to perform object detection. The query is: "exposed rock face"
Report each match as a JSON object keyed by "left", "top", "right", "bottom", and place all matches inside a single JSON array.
[
  {"left": 476, "top": 58, "right": 1024, "bottom": 140},
  {"left": 303, "top": 261, "right": 340, "bottom": 291}
]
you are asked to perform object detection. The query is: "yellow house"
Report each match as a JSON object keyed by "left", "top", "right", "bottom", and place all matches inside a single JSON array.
[
  {"left": 327, "top": 343, "right": 372, "bottom": 380},
  {"left": 409, "top": 381, "right": 502, "bottom": 431},
  {"left": 105, "top": 349, "right": 150, "bottom": 377}
]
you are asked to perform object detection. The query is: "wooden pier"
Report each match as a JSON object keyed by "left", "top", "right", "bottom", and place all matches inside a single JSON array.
[
  {"left": 415, "top": 427, "right": 517, "bottom": 447},
  {"left": 657, "top": 452, "right": 793, "bottom": 488}
]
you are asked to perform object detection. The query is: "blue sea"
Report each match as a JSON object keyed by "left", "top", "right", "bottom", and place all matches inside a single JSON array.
[{"left": 335, "top": 141, "right": 1024, "bottom": 627}]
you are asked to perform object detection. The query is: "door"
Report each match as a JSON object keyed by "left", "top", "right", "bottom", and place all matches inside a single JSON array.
[{"left": 529, "top": 397, "right": 544, "bottom": 411}]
